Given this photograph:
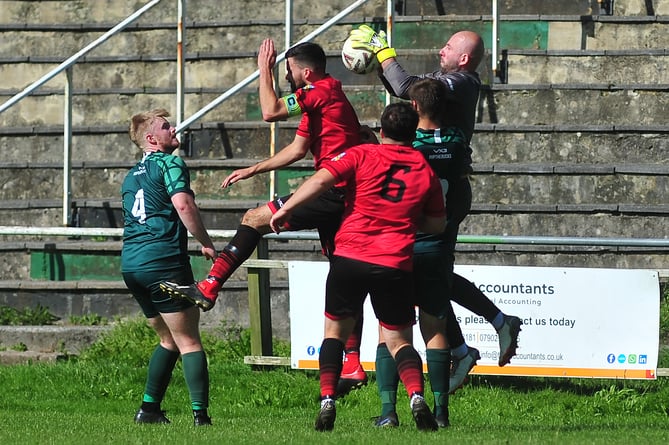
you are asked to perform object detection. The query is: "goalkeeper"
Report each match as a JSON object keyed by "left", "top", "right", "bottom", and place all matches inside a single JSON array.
[{"left": 341, "top": 25, "right": 522, "bottom": 402}]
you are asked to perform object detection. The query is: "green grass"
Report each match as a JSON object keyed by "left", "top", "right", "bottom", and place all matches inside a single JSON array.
[
  {"left": 0, "top": 304, "right": 59, "bottom": 325},
  {"left": 1, "top": 318, "right": 669, "bottom": 444}
]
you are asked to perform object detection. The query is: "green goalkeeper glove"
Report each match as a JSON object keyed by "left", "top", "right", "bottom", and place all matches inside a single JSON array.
[{"left": 349, "top": 24, "right": 397, "bottom": 64}]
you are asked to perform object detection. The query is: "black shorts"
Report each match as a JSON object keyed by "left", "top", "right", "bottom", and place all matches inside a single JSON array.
[
  {"left": 123, "top": 265, "right": 195, "bottom": 318},
  {"left": 325, "top": 256, "right": 416, "bottom": 331},
  {"left": 412, "top": 177, "right": 472, "bottom": 315},
  {"left": 445, "top": 176, "right": 472, "bottom": 238},
  {"left": 413, "top": 246, "right": 453, "bottom": 318},
  {"left": 268, "top": 186, "right": 346, "bottom": 257}
]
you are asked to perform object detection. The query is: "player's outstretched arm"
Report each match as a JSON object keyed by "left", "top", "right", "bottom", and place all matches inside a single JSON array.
[
  {"left": 221, "top": 134, "right": 310, "bottom": 188},
  {"left": 258, "top": 38, "right": 289, "bottom": 122}
]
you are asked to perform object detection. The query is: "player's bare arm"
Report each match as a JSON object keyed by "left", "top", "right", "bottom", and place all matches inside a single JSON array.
[
  {"left": 171, "top": 191, "right": 217, "bottom": 260},
  {"left": 221, "top": 134, "right": 311, "bottom": 188},
  {"left": 258, "top": 38, "right": 289, "bottom": 122},
  {"left": 269, "top": 168, "right": 336, "bottom": 233}
]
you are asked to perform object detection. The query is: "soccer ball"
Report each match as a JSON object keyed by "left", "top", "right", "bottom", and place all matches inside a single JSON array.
[{"left": 341, "top": 36, "right": 378, "bottom": 75}]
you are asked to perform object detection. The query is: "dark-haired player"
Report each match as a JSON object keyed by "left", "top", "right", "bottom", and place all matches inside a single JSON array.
[
  {"left": 270, "top": 102, "right": 445, "bottom": 432},
  {"left": 374, "top": 78, "right": 467, "bottom": 428},
  {"left": 347, "top": 26, "right": 522, "bottom": 397},
  {"left": 161, "top": 39, "right": 364, "bottom": 315}
]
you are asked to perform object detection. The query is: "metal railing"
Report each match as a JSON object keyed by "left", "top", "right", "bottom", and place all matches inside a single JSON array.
[
  {"left": 0, "top": 0, "right": 509, "bottom": 224},
  {"left": 0, "top": 0, "right": 375, "bottom": 222},
  {"left": 0, "top": 0, "right": 164, "bottom": 226},
  {"left": 1, "top": 225, "right": 668, "bottom": 357},
  {"left": 2, "top": 226, "right": 669, "bottom": 249}
]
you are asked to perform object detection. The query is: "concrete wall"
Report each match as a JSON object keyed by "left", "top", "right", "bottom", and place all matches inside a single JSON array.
[{"left": 1, "top": 0, "right": 668, "bottom": 333}]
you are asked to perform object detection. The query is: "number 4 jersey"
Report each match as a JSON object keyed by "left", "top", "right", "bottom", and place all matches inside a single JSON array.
[
  {"left": 121, "top": 151, "right": 193, "bottom": 272},
  {"left": 321, "top": 143, "right": 445, "bottom": 271}
]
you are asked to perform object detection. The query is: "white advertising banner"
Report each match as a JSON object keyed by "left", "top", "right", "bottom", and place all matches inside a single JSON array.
[{"left": 288, "top": 261, "right": 660, "bottom": 379}]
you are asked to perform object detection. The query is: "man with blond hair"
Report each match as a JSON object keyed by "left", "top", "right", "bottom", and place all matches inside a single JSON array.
[{"left": 122, "top": 108, "right": 215, "bottom": 426}]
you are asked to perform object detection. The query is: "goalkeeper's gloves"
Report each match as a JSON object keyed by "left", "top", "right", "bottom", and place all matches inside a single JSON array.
[{"left": 349, "top": 24, "right": 397, "bottom": 64}]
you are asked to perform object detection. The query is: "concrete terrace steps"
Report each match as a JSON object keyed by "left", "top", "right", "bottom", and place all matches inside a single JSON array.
[
  {"left": 0, "top": 322, "right": 246, "bottom": 364},
  {"left": 2, "top": 163, "right": 669, "bottom": 204},
  {"left": 0, "top": 0, "right": 384, "bottom": 23},
  {"left": 2, "top": 0, "right": 620, "bottom": 22},
  {"left": 1, "top": 83, "right": 667, "bottom": 128},
  {"left": 402, "top": 0, "right": 596, "bottom": 15},
  {"left": 1, "top": 13, "right": 666, "bottom": 30},
  {"left": 6, "top": 14, "right": 669, "bottom": 33},
  {"left": 0, "top": 324, "right": 111, "bottom": 355},
  {"left": 0, "top": 274, "right": 294, "bottom": 344},
  {"left": 0, "top": 120, "right": 666, "bottom": 135},
  {"left": 1, "top": 121, "right": 667, "bottom": 153},
  {"left": 2, "top": 49, "right": 668, "bottom": 91},
  {"left": 2, "top": 160, "right": 669, "bottom": 175}
]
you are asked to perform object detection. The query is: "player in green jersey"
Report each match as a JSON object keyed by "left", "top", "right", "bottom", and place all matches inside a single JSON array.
[{"left": 121, "top": 108, "right": 216, "bottom": 426}]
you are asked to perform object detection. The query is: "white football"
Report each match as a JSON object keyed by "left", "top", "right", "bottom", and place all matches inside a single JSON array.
[{"left": 341, "top": 36, "right": 378, "bottom": 75}]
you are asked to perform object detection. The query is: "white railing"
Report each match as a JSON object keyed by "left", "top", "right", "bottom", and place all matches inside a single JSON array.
[
  {"left": 0, "top": 0, "right": 375, "bottom": 223},
  {"left": 0, "top": 0, "right": 508, "bottom": 225},
  {"left": 0, "top": 0, "right": 164, "bottom": 226}
]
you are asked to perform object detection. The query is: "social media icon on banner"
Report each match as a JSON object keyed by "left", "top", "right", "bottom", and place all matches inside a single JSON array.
[
  {"left": 307, "top": 346, "right": 316, "bottom": 356},
  {"left": 617, "top": 354, "right": 626, "bottom": 364},
  {"left": 607, "top": 354, "right": 616, "bottom": 364},
  {"left": 639, "top": 355, "right": 647, "bottom": 364},
  {"left": 628, "top": 354, "right": 637, "bottom": 364}
]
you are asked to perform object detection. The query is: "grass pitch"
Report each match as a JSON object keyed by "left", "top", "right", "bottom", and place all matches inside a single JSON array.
[{"left": 0, "top": 318, "right": 668, "bottom": 444}]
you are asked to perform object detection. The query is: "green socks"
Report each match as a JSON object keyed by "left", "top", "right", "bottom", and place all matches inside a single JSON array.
[
  {"left": 376, "top": 343, "right": 399, "bottom": 416},
  {"left": 142, "top": 345, "right": 180, "bottom": 405},
  {"left": 182, "top": 350, "right": 210, "bottom": 411},
  {"left": 426, "top": 348, "right": 450, "bottom": 417}
]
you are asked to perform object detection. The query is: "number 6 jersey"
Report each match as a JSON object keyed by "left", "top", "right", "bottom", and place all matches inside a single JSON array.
[{"left": 321, "top": 143, "right": 445, "bottom": 272}]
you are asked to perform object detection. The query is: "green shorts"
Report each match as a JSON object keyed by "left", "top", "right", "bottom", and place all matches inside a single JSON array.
[{"left": 123, "top": 265, "right": 195, "bottom": 318}]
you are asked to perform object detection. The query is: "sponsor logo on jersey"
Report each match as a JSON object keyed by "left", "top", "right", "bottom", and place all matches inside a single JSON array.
[{"left": 331, "top": 151, "right": 347, "bottom": 162}]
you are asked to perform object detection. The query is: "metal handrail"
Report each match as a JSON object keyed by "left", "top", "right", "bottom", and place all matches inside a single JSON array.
[
  {"left": 1, "top": 226, "right": 668, "bottom": 248},
  {"left": 0, "top": 0, "right": 162, "bottom": 115},
  {"left": 174, "top": 0, "right": 371, "bottom": 134},
  {"left": 0, "top": 0, "right": 163, "bottom": 227}
]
